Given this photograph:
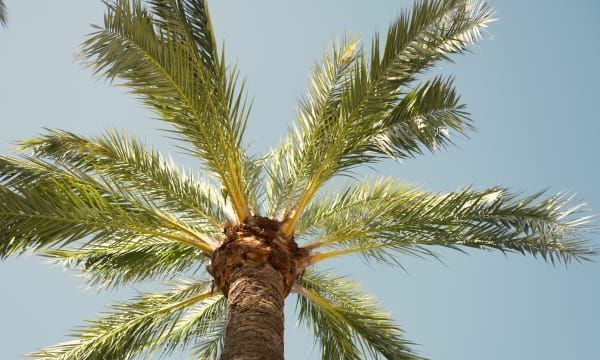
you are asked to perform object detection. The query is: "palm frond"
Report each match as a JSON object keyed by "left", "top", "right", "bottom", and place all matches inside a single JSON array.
[
  {"left": 295, "top": 269, "right": 423, "bottom": 360},
  {"left": 296, "top": 178, "right": 412, "bottom": 240},
  {"left": 82, "top": 0, "right": 252, "bottom": 221},
  {"left": 152, "top": 294, "right": 226, "bottom": 359},
  {"left": 266, "top": 36, "right": 359, "bottom": 219},
  {"left": 28, "top": 279, "right": 223, "bottom": 360},
  {"left": 0, "top": 155, "right": 214, "bottom": 258},
  {"left": 0, "top": 0, "right": 6, "bottom": 27},
  {"left": 375, "top": 75, "right": 471, "bottom": 158},
  {"left": 42, "top": 239, "right": 204, "bottom": 289},
  {"left": 303, "top": 179, "right": 596, "bottom": 266},
  {"left": 274, "top": 0, "right": 494, "bottom": 236},
  {"left": 148, "top": 0, "right": 218, "bottom": 72},
  {"left": 21, "top": 129, "right": 227, "bottom": 232},
  {"left": 372, "top": 0, "right": 493, "bottom": 89},
  {"left": 188, "top": 297, "right": 227, "bottom": 359}
]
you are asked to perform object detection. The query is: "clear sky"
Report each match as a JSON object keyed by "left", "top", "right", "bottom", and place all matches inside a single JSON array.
[{"left": 1, "top": 1, "right": 599, "bottom": 359}]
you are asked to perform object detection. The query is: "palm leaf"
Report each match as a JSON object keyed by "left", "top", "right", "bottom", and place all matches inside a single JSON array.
[
  {"left": 303, "top": 179, "right": 596, "bottom": 265},
  {"left": 42, "top": 239, "right": 204, "bottom": 289},
  {"left": 0, "top": 156, "right": 214, "bottom": 258},
  {"left": 266, "top": 36, "right": 360, "bottom": 219},
  {"left": 188, "top": 297, "right": 227, "bottom": 359},
  {"left": 21, "top": 129, "right": 227, "bottom": 233},
  {"left": 152, "top": 294, "right": 226, "bottom": 359},
  {"left": 371, "top": 0, "right": 493, "bottom": 89},
  {"left": 295, "top": 269, "right": 423, "bottom": 360},
  {"left": 375, "top": 75, "right": 471, "bottom": 158},
  {"left": 275, "top": 0, "right": 494, "bottom": 236},
  {"left": 81, "top": 0, "right": 252, "bottom": 220},
  {"left": 0, "top": 0, "right": 6, "bottom": 27},
  {"left": 28, "top": 279, "right": 223, "bottom": 360}
]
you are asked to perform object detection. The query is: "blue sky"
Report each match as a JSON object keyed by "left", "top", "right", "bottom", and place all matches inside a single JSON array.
[{"left": 1, "top": 1, "right": 599, "bottom": 359}]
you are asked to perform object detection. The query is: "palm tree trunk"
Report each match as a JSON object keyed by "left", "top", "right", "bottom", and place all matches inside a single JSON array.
[
  {"left": 210, "top": 216, "right": 307, "bottom": 359},
  {"left": 220, "top": 262, "right": 285, "bottom": 360}
]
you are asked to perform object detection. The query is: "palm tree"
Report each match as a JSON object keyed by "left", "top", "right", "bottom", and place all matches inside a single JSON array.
[{"left": 0, "top": 0, "right": 595, "bottom": 359}]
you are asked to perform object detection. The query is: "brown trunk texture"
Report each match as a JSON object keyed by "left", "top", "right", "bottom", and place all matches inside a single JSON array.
[
  {"left": 220, "top": 262, "right": 285, "bottom": 360},
  {"left": 208, "top": 216, "right": 309, "bottom": 360}
]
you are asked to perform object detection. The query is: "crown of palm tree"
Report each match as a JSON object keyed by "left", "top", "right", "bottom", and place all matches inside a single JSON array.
[{"left": 0, "top": 0, "right": 595, "bottom": 359}]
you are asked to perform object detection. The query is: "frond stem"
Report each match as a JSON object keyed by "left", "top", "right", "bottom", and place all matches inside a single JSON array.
[
  {"left": 154, "top": 211, "right": 218, "bottom": 251},
  {"left": 308, "top": 248, "right": 362, "bottom": 264},
  {"left": 304, "top": 231, "right": 366, "bottom": 251}
]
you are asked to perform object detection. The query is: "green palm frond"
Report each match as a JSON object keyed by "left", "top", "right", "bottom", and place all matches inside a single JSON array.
[
  {"left": 0, "top": 156, "right": 214, "bottom": 258},
  {"left": 265, "top": 36, "right": 359, "bottom": 219},
  {"left": 372, "top": 0, "right": 493, "bottom": 89},
  {"left": 0, "top": 0, "right": 6, "bottom": 27},
  {"left": 296, "top": 269, "right": 423, "bottom": 360},
  {"left": 188, "top": 297, "right": 227, "bottom": 359},
  {"left": 275, "top": 0, "right": 494, "bottom": 236},
  {"left": 148, "top": 0, "right": 218, "bottom": 72},
  {"left": 152, "top": 294, "right": 226, "bottom": 359},
  {"left": 42, "top": 239, "right": 204, "bottom": 289},
  {"left": 21, "top": 129, "right": 227, "bottom": 233},
  {"left": 296, "top": 179, "right": 412, "bottom": 239},
  {"left": 303, "top": 179, "right": 595, "bottom": 265},
  {"left": 82, "top": 0, "right": 252, "bottom": 221},
  {"left": 375, "top": 75, "right": 471, "bottom": 158},
  {"left": 28, "top": 279, "right": 223, "bottom": 360}
]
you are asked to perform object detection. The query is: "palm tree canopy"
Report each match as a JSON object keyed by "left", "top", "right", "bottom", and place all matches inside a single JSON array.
[{"left": 0, "top": 0, "right": 596, "bottom": 359}]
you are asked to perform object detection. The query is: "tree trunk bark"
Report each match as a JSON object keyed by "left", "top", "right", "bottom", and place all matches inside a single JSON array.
[{"left": 220, "top": 262, "right": 285, "bottom": 360}]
